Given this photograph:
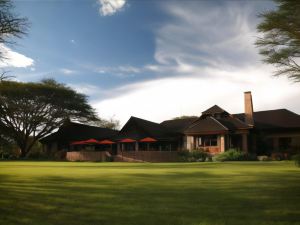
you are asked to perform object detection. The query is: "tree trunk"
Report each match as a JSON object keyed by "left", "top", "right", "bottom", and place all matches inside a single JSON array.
[
  {"left": 19, "top": 147, "right": 28, "bottom": 158},
  {"left": 18, "top": 138, "right": 37, "bottom": 159}
]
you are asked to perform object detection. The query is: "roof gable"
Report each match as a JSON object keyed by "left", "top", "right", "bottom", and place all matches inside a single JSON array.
[
  {"left": 117, "top": 116, "right": 178, "bottom": 141},
  {"left": 161, "top": 117, "right": 198, "bottom": 133},
  {"left": 184, "top": 117, "right": 229, "bottom": 134},
  {"left": 215, "top": 116, "right": 249, "bottom": 130},
  {"left": 40, "top": 122, "right": 118, "bottom": 143},
  {"left": 202, "top": 105, "right": 229, "bottom": 116}
]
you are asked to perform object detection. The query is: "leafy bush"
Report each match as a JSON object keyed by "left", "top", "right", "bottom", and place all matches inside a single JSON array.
[
  {"left": 179, "top": 150, "right": 210, "bottom": 162},
  {"left": 26, "top": 141, "right": 49, "bottom": 160},
  {"left": 292, "top": 154, "right": 300, "bottom": 167},
  {"left": 257, "top": 155, "right": 270, "bottom": 161},
  {"left": 0, "top": 137, "right": 20, "bottom": 159},
  {"left": 214, "top": 149, "right": 257, "bottom": 162}
]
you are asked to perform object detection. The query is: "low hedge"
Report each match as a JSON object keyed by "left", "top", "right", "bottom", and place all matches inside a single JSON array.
[
  {"left": 292, "top": 154, "right": 300, "bottom": 167},
  {"left": 214, "top": 149, "right": 257, "bottom": 162},
  {"left": 179, "top": 150, "right": 210, "bottom": 162}
]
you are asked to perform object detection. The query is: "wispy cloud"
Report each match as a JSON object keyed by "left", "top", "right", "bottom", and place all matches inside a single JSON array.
[
  {"left": 92, "top": 1, "right": 300, "bottom": 125},
  {"left": 98, "top": 0, "right": 127, "bottom": 16},
  {"left": 147, "top": 1, "right": 261, "bottom": 75},
  {"left": 96, "top": 65, "right": 141, "bottom": 74},
  {"left": 60, "top": 68, "right": 77, "bottom": 75},
  {"left": 0, "top": 44, "right": 34, "bottom": 68},
  {"left": 69, "top": 83, "right": 104, "bottom": 97},
  {"left": 70, "top": 39, "right": 76, "bottom": 44},
  {"left": 83, "top": 64, "right": 141, "bottom": 77}
]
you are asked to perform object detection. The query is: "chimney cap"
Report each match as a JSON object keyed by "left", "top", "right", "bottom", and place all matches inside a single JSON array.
[{"left": 244, "top": 91, "right": 252, "bottom": 94}]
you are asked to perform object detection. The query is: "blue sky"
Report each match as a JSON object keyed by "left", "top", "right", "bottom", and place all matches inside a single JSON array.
[{"left": 2, "top": 0, "right": 300, "bottom": 125}]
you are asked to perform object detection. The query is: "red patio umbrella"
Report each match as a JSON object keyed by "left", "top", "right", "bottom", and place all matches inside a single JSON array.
[
  {"left": 98, "top": 139, "right": 115, "bottom": 144},
  {"left": 82, "top": 139, "right": 99, "bottom": 144},
  {"left": 140, "top": 137, "right": 157, "bottom": 142},
  {"left": 119, "top": 138, "right": 136, "bottom": 143},
  {"left": 70, "top": 140, "right": 87, "bottom": 145},
  {"left": 70, "top": 139, "right": 99, "bottom": 145}
]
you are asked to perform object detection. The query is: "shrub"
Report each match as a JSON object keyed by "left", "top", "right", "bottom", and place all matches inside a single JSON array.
[
  {"left": 53, "top": 150, "right": 67, "bottom": 160},
  {"left": 179, "top": 150, "right": 210, "bottom": 162},
  {"left": 214, "top": 149, "right": 257, "bottom": 162},
  {"left": 271, "top": 153, "right": 284, "bottom": 161},
  {"left": 106, "top": 155, "right": 114, "bottom": 162},
  {"left": 292, "top": 154, "right": 300, "bottom": 167},
  {"left": 257, "top": 155, "right": 270, "bottom": 161}
]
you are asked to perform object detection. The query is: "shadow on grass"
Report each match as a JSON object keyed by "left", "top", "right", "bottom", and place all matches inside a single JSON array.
[{"left": 0, "top": 163, "right": 299, "bottom": 225}]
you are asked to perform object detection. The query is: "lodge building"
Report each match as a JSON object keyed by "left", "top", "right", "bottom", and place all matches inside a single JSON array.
[{"left": 40, "top": 92, "right": 300, "bottom": 162}]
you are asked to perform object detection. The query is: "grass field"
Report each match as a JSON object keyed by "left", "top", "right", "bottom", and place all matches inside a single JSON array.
[{"left": 0, "top": 161, "right": 299, "bottom": 225}]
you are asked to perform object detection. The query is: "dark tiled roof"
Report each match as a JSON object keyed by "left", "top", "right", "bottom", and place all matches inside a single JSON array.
[
  {"left": 184, "top": 117, "right": 229, "bottom": 134},
  {"left": 160, "top": 117, "right": 198, "bottom": 133},
  {"left": 184, "top": 104, "right": 250, "bottom": 134},
  {"left": 234, "top": 109, "right": 300, "bottom": 130},
  {"left": 40, "top": 121, "right": 118, "bottom": 143},
  {"left": 202, "top": 105, "right": 229, "bottom": 115},
  {"left": 215, "top": 116, "right": 249, "bottom": 130},
  {"left": 116, "top": 116, "right": 179, "bottom": 141}
]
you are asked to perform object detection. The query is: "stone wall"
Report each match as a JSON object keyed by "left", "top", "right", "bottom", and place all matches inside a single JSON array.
[
  {"left": 66, "top": 151, "right": 109, "bottom": 162},
  {"left": 119, "top": 151, "right": 179, "bottom": 162}
]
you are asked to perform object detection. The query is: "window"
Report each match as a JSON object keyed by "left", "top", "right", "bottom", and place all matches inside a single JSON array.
[
  {"left": 197, "top": 137, "right": 202, "bottom": 146},
  {"left": 198, "top": 135, "right": 218, "bottom": 147}
]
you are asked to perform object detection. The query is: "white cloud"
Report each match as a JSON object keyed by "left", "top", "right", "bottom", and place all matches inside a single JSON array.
[
  {"left": 148, "top": 1, "right": 261, "bottom": 74},
  {"left": 85, "top": 64, "right": 141, "bottom": 77},
  {"left": 92, "top": 1, "right": 300, "bottom": 125},
  {"left": 60, "top": 68, "right": 77, "bottom": 75},
  {"left": 118, "top": 65, "right": 141, "bottom": 74},
  {"left": 98, "top": 0, "right": 126, "bottom": 16},
  {"left": 69, "top": 83, "right": 103, "bottom": 96},
  {"left": 94, "top": 66, "right": 300, "bottom": 126},
  {"left": 70, "top": 39, "right": 76, "bottom": 44},
  {"left": 0, "top": 44, "right": 34, "bottom": 68}
]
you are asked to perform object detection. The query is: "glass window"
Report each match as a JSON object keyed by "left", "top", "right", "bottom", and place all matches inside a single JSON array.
[
  {"left": 210, "top": 138, "right": 217, "bottom": 146},
  {"left": 197, "top": 137, "right": 202, "bottom": 146},
  {"left": 198, "top": 135, "right": 218, "bottom": 147}
]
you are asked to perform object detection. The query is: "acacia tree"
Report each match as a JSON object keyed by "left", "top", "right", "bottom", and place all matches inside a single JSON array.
[
  {"left": 0, "top": 0, "right": 28, "bottom": 57},
  {"left": 255, "top": 0, "right": 300, "bottom": 82},
  {"left": 91, "top": 117, "right": 120, "bottom": 130},
  {"left": 0, "top": 79, "right": 98, "bottom": 157}
]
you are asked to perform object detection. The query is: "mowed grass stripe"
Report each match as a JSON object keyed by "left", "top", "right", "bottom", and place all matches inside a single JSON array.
[{"left": 0, "top": 162, "right": 299, "bottom": 225}]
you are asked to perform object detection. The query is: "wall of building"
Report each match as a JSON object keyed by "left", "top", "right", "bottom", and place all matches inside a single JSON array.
[
  {"left": 66, "top": 151, "right": 109, "bottom": 162},
  {"left": 119, "top": 151, "right": 179, "bottom": 162},
  {"left": 267, "top": 132, "right": 300, "bottom": 151},
  {"left": 254, "top": 131, "right": 300, "bottom": 154}
]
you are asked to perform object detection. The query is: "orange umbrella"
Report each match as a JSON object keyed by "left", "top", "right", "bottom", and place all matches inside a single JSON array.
[
  {"left": 119, "top": 138, "right": 136, "bottom": 143},
  {"left": 71, "top": 139, "right": 98, "bottom": 145},
  {"left": 71, "top": 140, "right": 86, "bottom": 145},
  {"left": 82, "top": 139, "right": 99, "bottom": 144},
  {"left": 98, "top": 139, "right": 115, "bottom": 144},
  {"left": 140, "top": 137, "right": 157, "bottom": 142}
]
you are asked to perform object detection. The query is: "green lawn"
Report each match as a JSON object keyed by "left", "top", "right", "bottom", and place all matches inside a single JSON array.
[{"left": 0, "top": 162, "right": 299, "bottom": 225}]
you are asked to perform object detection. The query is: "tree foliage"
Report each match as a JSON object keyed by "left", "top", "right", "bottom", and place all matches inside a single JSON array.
[
  {"left": 172, "top": 115, "right": 198, "bottom": 120},
  {"left": 0, "top": 128, "right": 15, "bottom": 159},
  {"left": 0, "top": 0, "right": 28, "bottom": 57},
  {"left": 91, "top": 117, "right": 120, "bottom": 130},
  {"left": 255, "top": 0, "right": 300, "bottom": 82},
  {"left": 0, "top": 70, "right": 13, "bottom": 81},
  {"left": 0, "top": 79, "right": 98, "bottom": 157}
]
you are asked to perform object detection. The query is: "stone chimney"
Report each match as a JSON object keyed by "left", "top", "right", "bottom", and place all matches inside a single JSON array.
[{"left": 244, "top": 91, "right": 254, "bottom": 127}]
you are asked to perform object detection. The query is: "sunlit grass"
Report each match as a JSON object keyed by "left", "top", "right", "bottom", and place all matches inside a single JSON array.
[{"left": 0, "top": 161, "right": 299, "bottom": 225}]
